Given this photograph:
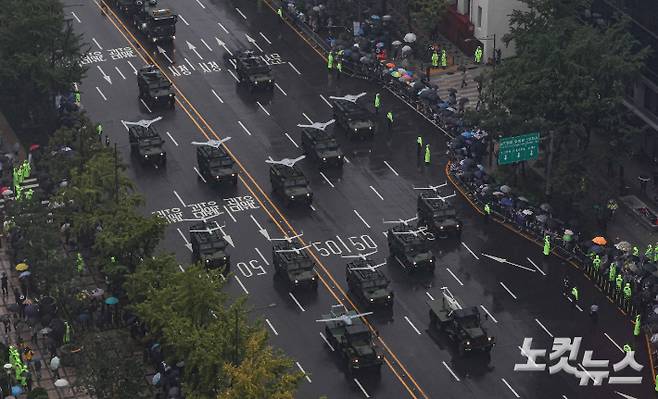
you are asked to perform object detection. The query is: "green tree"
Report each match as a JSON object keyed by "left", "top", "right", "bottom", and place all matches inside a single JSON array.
[
  {"left": 407, "top": 0, "right": 448, "bottom": 44},
  {"left": 75, "top": 330, "right": 149, "bottom": 399},
  {"left": 218, "top": 329, "right": 303, "bottom": 399},
  {"left": 476, "top": 0, "right": 648, "bottom": 220},
  {"left": 0, "top": 0, "right": 87, "bottom": 132}
]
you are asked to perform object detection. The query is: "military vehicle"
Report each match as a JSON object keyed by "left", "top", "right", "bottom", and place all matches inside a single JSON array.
[
  {"left": 272, "top": 242, "right": 318, "bottom": 290},
  {"left": 329, "top": 93, "right": 375, "bottom": 139},
  {"left": 228, "top": 50, "right": 274, "bottom": 91},
  {"left": 195, "top": 145, "right": 238, "bottom": 185},
  {"left": 300, "top": 126, "right": 344, "bottom": 168},
  {"left": 266, "top": 156, "right": 313, "bottom": 206},
  {"left": 137, "top": 65, "right": 175, "bottom": 109},
  {"left": 113, "top": 0, "right": 139, "bottom": 15},
  {"left": 189, "top": 222, "right": 230, "bottom": 272},
  {"left": 345, "top": 260, "right": 393, "bottom": 308},
  {"left": 417, "top": 193, "right": 462, "bottom": 238},
  {"left": 428, "top": 288, "right": 494, "bottom": 355},
  {"left": 134, "top": 2, "right": 178, "bottom": 43},
  {"left": 316, "top": 305, "right": 383, "bottom": 373},
  {"left": 124, "top": 117, "right": 166, "bottom": 166},
  {"left": 387, "top": 225, "right": 435, "bottom": 272}
]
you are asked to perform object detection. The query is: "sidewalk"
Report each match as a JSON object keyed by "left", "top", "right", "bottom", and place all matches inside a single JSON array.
[{"left": 429, "top": 64, "right": 485, "bottom": 110}]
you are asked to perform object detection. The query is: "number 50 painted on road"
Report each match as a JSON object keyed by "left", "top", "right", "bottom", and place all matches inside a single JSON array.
[{"left": 312, "top": 234, "right": 378, "bottom": 257}]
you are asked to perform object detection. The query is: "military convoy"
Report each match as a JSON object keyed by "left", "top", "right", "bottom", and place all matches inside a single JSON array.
[
  {"left": 126, "top": 118, "right": 166, "bottom": 166},
  {"left": 332, "top": 98, "right": 376, "bottom": 139},
  {"left": 196, "top": 145, "right": 238, "bottom": 186},
  {"left": 317, "top": 305, "right": 383, "bottom": 373},
  {"left": 418, "top": 193, "right": 462, "bottom": 238},
  {"left": 272, "top": 242, "right": 318, "bottom": 290},
  {"left": 346, "top": 261, "right": 393, "bottom": 308},
  {"left": 189, "top": 222, "right": 230, "bottom": 273},
  {"left": 300, "top": 128, "right": 344, "bottom": 168},
  {"left": 269, "top": 163, "right": 313, "bottom": 206},
  {"left": 428, "top": 290, "right": 495, "bottom": 356},
  {"left": 137, "top": 65, "right": 175, "bottom": 109},
  {"left": 227, "top": 50, "right": 275, "bottom": 91},
  {"left": 112, "top": 0, "right": 178, "bottom": 43},
  {"left": 387, "top": 225, "right": 436, "bottom": 272}
]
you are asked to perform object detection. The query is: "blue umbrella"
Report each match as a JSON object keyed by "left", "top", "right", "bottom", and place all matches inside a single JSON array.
[
  {"left": 12, "top": 385, "right": 23, "bottom": 396},
  {"left": 152, "top": 372, "right": 161, "bottom": 385},
  {"left": 461, "top": 131, "right": 475, "bottom": 138},
  {"left": 589, "top": 245, "right": 604, "bottom": 254},
  {"left": 500, "top": 197, "right": 514, "bottom": 207},
  {"left": 105, "top": 296, "right": 119, "bottom": 305}
]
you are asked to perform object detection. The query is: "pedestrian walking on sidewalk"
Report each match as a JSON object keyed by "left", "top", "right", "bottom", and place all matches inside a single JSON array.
[
  {"left": 49, "top": 355, "right": 60, "bottom": 379},
  {"left": 1, "top": 272, "right": 8, "bottom": 299},
  {"left": 460, "top": 70, "right": 468, "bottom": 88}
]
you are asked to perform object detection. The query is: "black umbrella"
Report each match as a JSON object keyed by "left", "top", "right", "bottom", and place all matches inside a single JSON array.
[
  {"left": 24, "top": 304, "right": 39, "bottom": 318},
  {"left": 49, "top": 318, "right": 65, "bottom": 336}
]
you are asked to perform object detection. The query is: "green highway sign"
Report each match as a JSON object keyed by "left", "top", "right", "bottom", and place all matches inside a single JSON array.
[{"left": 498, "top": 132, "right": 540, "bottom": 165}]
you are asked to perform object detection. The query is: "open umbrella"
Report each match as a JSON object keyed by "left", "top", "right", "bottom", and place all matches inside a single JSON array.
[
  {"left": 540, "top": 203, "right": 552, "bottom": 212},
  {"left": 535, "top": 214, "right": 548, "bottom": 223},
  {"left": 401, "top": 45, "right": 412, "bottom": 54},
  {"left": 517, "top": 196, "right": 529, "bottom": 202},
  {"left": 500, "top": 198, "right": 514, "bottom": 207},
  {"left": 522, "top": 209, "right": 533, "bottom": 216},
  {"left": 15, "top": 263, "right": 28, "bottom": 272},
  {"left": 376, "top": 42, "right": 385, "bottom": 48},
  {"left": 391, "top": 40, "right": 402, "bottom": 46},
  {"left": 589, "top": 245, "right": 604, "bottom": 254},
  {"left": 24, "top": 304, "right": 39, "bottom": 318},
  {"left": 391, "top": 71, "right": 401, "bottom": 78},
  {"left": 499, "top": 185, "right": 512, "bottom": 194},
  {"left": 19, "top": 271, "right": 31, "bottom": 279},
  {"left": 403, "top": 33, "right": 417, "bottom": 43},
  {"left": 592, "top": 236, "right": 607, "bottom": 246},
  {"left": 614, "top": 241, "right": 631, "bottom": 251},
  {"left": 11, "top": 385, "right": 22, "bottom": 396},
  {"left": 105, "top": 296, "right": 119, "bottom": 305},
  {"left": 564, "top": 229, "right": 574, "bottom": 235},
  {"left": 54, "top": 378, "right": 69, "bottom": 388},
  {"left": 492, "top": 191, "right": 505, "bottom": 197},
  {"left": 385, "top": 62, "right": 395, "bottom": 68},
  {"left": 152, "top": 372, "right": 161, "bottom": 385},
  {"left": 91, "top": 288, "right": 105, "bottom": 298}
]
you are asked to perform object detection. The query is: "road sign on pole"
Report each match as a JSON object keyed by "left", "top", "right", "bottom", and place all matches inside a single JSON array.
[{"left": 498, "top": 132, "right": 539, "bottom": 165}]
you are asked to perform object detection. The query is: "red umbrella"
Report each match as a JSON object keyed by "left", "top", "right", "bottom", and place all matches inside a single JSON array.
[{"left": 29, "top": 144, "right": 40, "bottom": 152}]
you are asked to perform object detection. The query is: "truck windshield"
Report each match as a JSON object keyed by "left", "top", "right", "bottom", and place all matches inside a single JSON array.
[{"left": 284, "top": 178, "right": 307, "bottom": 187}]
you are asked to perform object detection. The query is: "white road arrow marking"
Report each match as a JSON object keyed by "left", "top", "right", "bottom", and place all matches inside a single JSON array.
[
  {"left": 177, "top": 228, "right": 193, "bottom": 251},
  {"left": 92, "top": 37, "right": 103, "bottom": 50},
  {"left": 157, "top": 46, "right": 173, "bottom": 63},
  {"left": 97, "top": 66, "right": 112, "bottom": 84},
  {"left": 215, "top": 224, "right": 234, "bottom": 248},
  {"left": 250, "top": 214, "right": 269, "bottom": 239},
  {"left": 114, "top": 66, "right": 126, "bottom": 80},
  {"left": 200, "top": 38, "right": 212, "bottom": 51},
  {"left": 215, "top": 37, "right": 232, "bottom": 56},
  {"left": 245, "top": 33, "right": 263, "bottom": 52},
  {"left": 186, "top": 41, "right": 204, "bottom": 60},
  {"left": 235, "top": 7, "right": 247, "bottom": 20},
  {"left": 481, "top": 253, "right": 536, "bottom": 273},
  {"left": 71, "top": 12, "right": 81, "bottom": 23},
  {"left": 179, "top": 14, "right": 190, "bottom": 26}
]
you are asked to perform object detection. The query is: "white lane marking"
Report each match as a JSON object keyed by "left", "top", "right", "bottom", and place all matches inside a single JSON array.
[
  {"left": 319, "top": 332, "right": 335, "bottom": 351},
  {"left": 383, "top": 160, "right": 399, "bottom": 176},
  {"left": 320, "top": 172, "right": 335, "bottom": 188},
  {"left": 217, "top": 21, "right": 229, "bottom": 34},
  {"left": 178, "top": 264, "right": 185, "bottom": 272},
  {"left": 369, "top": 185, "right": 384, "bottom": 200},
  {"left": 479, "top": 305, "right": 498, "bottom": 323},
  {"left": 179, "top": 14, "right": 190, "bottom": 26},
  {"left": 223, "top": 205, "right": 237, "bottom": 223},
  {"left": 173, "top": 190, "right": 187, "bottom": 207},
  {"left": 295, "top": 362, "right": 312, "bottom": 383},
  {"left": 461, "top": 242, "right": 479, "bottom": 259},
  {"left": 265, "top": 318, "right": 278, "bottom": 336},
  {"left": 234, "top": 275, "right": 249, "bottom": 294},
  {"left": 576, "top": 303, "right": 584, "bottom": 312},
  {"left": 229, "top": 59, "right": 237, "bottom": 69},
  {"left": 195, "top": 0, "right": 206, "bottom": 9},
  {"left": 353, "top": 210, "right": 371, "bottom": 228},
  {"left": 527, "top": 257, "right": 546, "bottom": 276},
  {"left": 140, "top": 98, "right": 153, "bottom": 113},
  {"left": 501, "top": 378, "right": 520, "bottom": 398},
  {"left": 404, "top": 316, "right": 422, "bottom": 335},
  {"left": 288, "top": 292, "right": 305, "bottom": 312},
  {"left": 302, "top": 112, "right": 313, "bottom": 123},
  {"left": 499, "top": 282, "right": 517, "bottom": 300},
  {"left": 288, "top": 61, "right": 301, "bottom": 75},
  {"left": 92, "top": 37, "right": 103, "bottom": 50},
  {"left": 481, "top": 253, "right": 536, "bottom": 273},
  {"left": 228, "top": 69, "right": 240, "bottom": 82},
  {"left": 235, "top": 7, "right": 247, "bottom": 19},
  {"left": 320, "top": 94, "right": 333, "bottom": 108},
  {"left": 310, "top": 204, "right": 317, "bottom": 211},
  {"left": 284, "top": 133, "right": 299, "bottom": 148},
  {"left": 562, "top": 396, "right": 568, "bottom": 399},
  {"left": 425, "top": 292, "right": 435, "bottom": 301},
  {"left": 95, "top": 87, "right": 107, "bottom": 101},
  {"left": 446, "top": 268, "right": 464, "bottom": 286},
  {"left": 211, "top": 89, "right": 224, "bottom": 103},
  {"left": 614, "top": 391, "right": 638, "bottom": 399},
  {"left": 114, "top": 66, "right": 126, "bottom": 80},
  {"left": 344, "top": 155, "right": 350, "bottom": 163},
  {"left": 535, "top": 318, "right": 554, "bottom": 337},
  {"left": 256, "top": 101, "right": 271, "bottom": 116},
  {"left": 200, "top": 38, "right": 212, "bottom": 51},
  {"left": 237, "top": 121, "right": 252, "bottom": 136},
  {"left": 127, "top": 60, "right": 138, "bottom": 75},
  {"left": 71, "top": 11, "right": 81, "bottom": 23},
  {"left": 184, "top": 57, "right": 196, "bottom": 71},
  {"left": 166, "top": 131, "right": 179, "bottom": 146},
  {"left": 274, "top": 82, "right": 287, "bottom": 96},
  {"left": 193, "top": 167, "right": 207, "bottom": 183},
  {"left": 254, "top": 247, "right": 269, "bottom": 265},
  {"left": 354, "top": 378, "right": 370, "bottom": 398},
  {"left": 578, "top": 363, "right": 594, "bottom": 382},
  {"left": 604, "top": 332, "right": 624, "bottom": 353},
  {"left": 259, "top": 31, "right": 272, "bottom": 44},
  {"left": 442, "top": 361, "right": 461, "bottom": 381},
  {"left": 176, "top": 228, "right": 190, "bottom": 246}
]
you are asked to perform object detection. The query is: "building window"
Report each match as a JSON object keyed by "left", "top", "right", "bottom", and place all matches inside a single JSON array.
[{"left": 477, "top": 6, "right": 483, "bottom": 27}]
